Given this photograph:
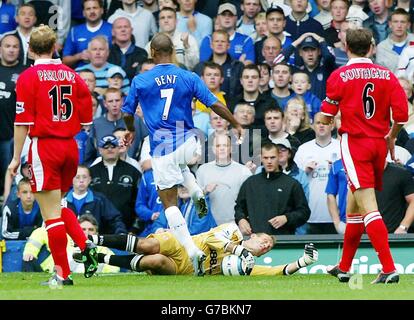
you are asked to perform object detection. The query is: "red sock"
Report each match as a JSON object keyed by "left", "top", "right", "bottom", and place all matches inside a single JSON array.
[
  {"left": 45, "top": 218, "right": 70, "bottom": 279},
  {"left": 364, "top": 211, "right": 395, "bottom": 273},
  {"left": 339, "top": 214, "right": 364, "bottom": 272},
  {"left": 61, "top": 207, "right": 87, "bottom": 251}
]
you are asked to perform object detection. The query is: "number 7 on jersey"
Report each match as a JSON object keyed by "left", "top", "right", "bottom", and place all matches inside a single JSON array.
[{"left": 161, "top": 88, "right": 174, "bottom": 120}]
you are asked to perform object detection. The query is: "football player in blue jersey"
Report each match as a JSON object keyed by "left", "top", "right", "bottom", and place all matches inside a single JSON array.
[{"left": 122, "top": 33, "right": 243, "bottom": 276}]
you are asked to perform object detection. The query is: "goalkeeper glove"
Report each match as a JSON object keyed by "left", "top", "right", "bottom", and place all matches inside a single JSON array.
[
  {"left": 232, "top": 245, "right": 255, "bottom": 275},
  {"left": 296, "top": 243, "right": 319, "bottom": 268}
]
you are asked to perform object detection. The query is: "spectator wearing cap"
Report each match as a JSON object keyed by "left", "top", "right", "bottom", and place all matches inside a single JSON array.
[
  {"left": 314, "top": 0, "right": 333, "bottom": 30},
  {"left": 84, "top": 88, "right": 148, "bottom": 166},
  {"left": 108, "top": 0, "right": 157, "bottom": 49},
  {"left": 254, "top": 4, "right": 293, "bottom": 64},
  {"left": 285, "top": 0, "right": 325, "bottom": 41},
  {"left": 274, "top": 138, "right": 309, "bottom": 199},
  {"left": 176, "top": 0, "right": 213, "bottom": 46},
  {"left": 63, "top": 165, "right": 127, "bottom": 234},
  {"left": 89, "top": 134, "right": 142, "bottom": 233},
  {"left": 235, "top": 142, "right": 310, "bottom": 235},
  {"left": 237, "top": 0, "right": 262, "bottom": 38},
  {"left": 108, "top": 17, "right": 148, "bottom": 82},
  {"left": 75, "top": 36, "right": 130, "bottom": 96},
  {"left": 106, "top": 65, "right": 127, "bottom": 94},
  {"left": 199, "top": 3, "right": 255, "bottom": 64},
  {"left": 90, "top": 127, "right": 142, "bottom": 172},
  {"left": 145, "top": 7, "right": 199, "bottom": 70},
  {"left": 1, "top": 178, "right": 42, "bottom": 240},
  {"left": 62, "top": 0, "right": 112, "bottom": 69},
  {"left": 275, "top": 32, "right": 336, "bottom": 100}
]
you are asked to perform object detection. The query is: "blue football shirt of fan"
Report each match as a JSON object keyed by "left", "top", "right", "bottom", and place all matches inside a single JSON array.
[{"left": 122, "top": 64, "right": 218, "bottom": 156}]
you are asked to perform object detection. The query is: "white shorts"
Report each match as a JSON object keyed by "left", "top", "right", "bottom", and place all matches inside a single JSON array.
[{"left": 151, "top": 137, "right": 201, "bottom": 190}]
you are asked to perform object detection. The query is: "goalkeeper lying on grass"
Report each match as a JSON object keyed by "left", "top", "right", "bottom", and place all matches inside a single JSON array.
[{"left": 75, "top": 223, "right": 318, "bottom": 276}]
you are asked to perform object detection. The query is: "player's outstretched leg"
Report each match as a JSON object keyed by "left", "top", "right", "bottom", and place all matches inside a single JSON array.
[
  {"left": 88, "top": 233, "right": 140, "bottom": 252},
  {"left": 181, "top": 166, "right": 208, "bottom": 218},
  {"left": 164, "top": 205, "right": 206, "bottom": 276}
]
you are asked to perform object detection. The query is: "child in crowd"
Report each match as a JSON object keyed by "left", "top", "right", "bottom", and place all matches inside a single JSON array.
[{"left": 291, "top": 72, "right": 321, "bottom": 121}]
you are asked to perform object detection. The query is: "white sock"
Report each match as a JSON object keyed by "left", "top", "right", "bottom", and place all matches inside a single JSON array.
[
  {"left": 165, "top": 206, "right": 199, "bottom": 258},
  {"left": 181, "top": 166, "right": 203, "bottom": 198}
]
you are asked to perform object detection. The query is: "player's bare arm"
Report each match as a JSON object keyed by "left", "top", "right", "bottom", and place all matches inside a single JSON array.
[
  {"left": 210, "top": 101, "right": 244, "bottom": 141},
  {"left": 385, "top": 122, "right": 404, "bottom": 161},
  {"left": 8, "top": 125, "right": 29, "bottom": 177},
  {"left": 122, "top": 112, "right": 136, "bottom": 146}
]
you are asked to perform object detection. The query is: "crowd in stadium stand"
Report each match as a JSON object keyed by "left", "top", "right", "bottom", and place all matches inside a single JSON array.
[{"left": 2, "top": 0, "right": 414, "bottom": 246}]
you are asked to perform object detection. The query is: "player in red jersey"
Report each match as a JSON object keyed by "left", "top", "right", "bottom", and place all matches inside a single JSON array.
[
  {"left": 7, "top": 25, "right": 98, "bottom": 286},
  {"left": 321, "top": 28, "right": 408, "bottom": 284}
]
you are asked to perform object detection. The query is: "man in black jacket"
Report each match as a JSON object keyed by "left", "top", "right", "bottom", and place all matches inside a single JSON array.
[
  {"left": 89, "top": 135, "right": 141, "bottom": 233},
  {"left": 108, "top": 17, "right": 148, "bottom": 82},
  {"left": 235, "top": 142, "right": 310, "bottom": 235}
]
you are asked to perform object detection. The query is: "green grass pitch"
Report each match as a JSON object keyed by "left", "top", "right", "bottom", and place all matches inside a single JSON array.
[{"left": 1, "top": 273, "right": 414, "bottom": 300}]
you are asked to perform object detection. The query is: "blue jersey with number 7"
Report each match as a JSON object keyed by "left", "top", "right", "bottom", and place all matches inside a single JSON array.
[{"left": 122, "top": 63, "right": 218, "bottom": 156}]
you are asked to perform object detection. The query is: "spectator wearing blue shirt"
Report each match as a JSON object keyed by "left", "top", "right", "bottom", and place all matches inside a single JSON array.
[
  {"left": 135, "top": 169, "right": 164, "bottom": 237},
  {"left": 62, "top": 0, "right": 112, "bottom": 69},
  {"left": 325, "top": 158, "right": 348, "bottom": 234},
  {"left": 194, "top": 30, "right": 244, "bottom": 100},
  {"left": 176, "top": 0, "right": 213, "bottom": 46},
  {"left": 75, "top": 36, "right": 130, "bottom": 96},
  {"left": 1, "top": 178, "right": 42, "bottom": 240},
  {"left": 199, "top": 3, "right": 255, "bottom": 64},
  {"left": 0, "top": 0, "right": 17, "bottom": 36},
  {"left": 64, "top": 166, "right": 127, "bottom": 235},
  {"left": 291, "top": 72, "right": 321, "bottom": 121}
]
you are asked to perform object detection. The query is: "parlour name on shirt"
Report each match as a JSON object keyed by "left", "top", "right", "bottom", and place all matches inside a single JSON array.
[
  {"left": 37, "top": 70, "right": 76, "bottom": 83},
  {"left": 339, "top": 68, "right": 390, "bottom": 82},
  {"left": 155, "top": 74, "right": 177, "bottom": 86}
]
